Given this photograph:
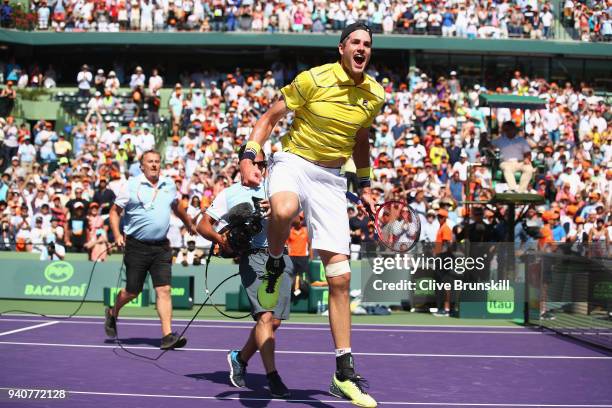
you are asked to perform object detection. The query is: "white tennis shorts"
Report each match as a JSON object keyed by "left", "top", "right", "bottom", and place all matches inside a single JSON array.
[{"left": 268, "top": 151, "right": 350, "bottom": 255}]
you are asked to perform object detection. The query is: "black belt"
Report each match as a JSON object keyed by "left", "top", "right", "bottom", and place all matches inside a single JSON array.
[{"left": 127, "top": 235, "right": 169, "bottom": 246}]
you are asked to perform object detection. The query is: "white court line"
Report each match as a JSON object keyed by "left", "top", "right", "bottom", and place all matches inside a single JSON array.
[
  {"left": 0, "top": 341, "right": 609, "bottom": 359},
  {"left": 0, "top": 321, "right": 58, "bottom": 337},
  {"left": 0, "top": 388, "right": 608, "bottom": 407},
  {"left": 0, "top": 318, "right": 541, "bottom": 335},
  {"left": 0, "top": 313, "right": 525, "bottom": 328}
]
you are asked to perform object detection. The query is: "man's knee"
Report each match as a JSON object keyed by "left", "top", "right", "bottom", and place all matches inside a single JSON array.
[
  {"left": 500, "top": 161, "right": 513, "bottom": 172},
  {"left": 155, "top": 285, "right": 171, "bottom": 299},
  {"left": 256, "top": 311, "right": 275, "bottom": 326},
  {"left": 327, "top": 272, "right": 351, "bottom": 294},
  {"left": 521, "top": 164, "right": 535, "bottom": 176},
  {"left": 270, "top": 194, "right": 299, "bottom": 224}
]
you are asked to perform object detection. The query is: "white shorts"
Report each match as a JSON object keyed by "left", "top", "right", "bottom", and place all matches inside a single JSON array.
[{"left": 268, "top": 152, "right": 350, "bottom": 256}]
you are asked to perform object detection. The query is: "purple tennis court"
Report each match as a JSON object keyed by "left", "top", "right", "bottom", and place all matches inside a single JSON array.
[{"left": 0, "top": 315, "right": 611, "bottom": 407}]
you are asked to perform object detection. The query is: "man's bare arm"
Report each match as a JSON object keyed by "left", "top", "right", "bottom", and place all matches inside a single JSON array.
[{"left": 109, "top": 204, "right": 125, "bottom": 248}]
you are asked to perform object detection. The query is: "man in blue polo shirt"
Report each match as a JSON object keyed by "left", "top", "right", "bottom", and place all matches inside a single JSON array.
[{"left": 106, "top": 149, "right": 196, "bottom": 350}]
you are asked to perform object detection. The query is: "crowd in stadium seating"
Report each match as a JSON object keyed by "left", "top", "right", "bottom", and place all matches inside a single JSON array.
[
  {"left": 0, "top": 61, "right": 610, "bottom": 264},
  {"left": 562, "top": 0, "right": 612, "bottom": 41},
  {"left": 0, "top": 0, "right": 606, "bottom": 41}
]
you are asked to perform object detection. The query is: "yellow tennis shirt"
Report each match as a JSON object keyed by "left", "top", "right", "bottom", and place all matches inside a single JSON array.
[{"left": 280, "top": 62, "right": 384, "bottom": 162}]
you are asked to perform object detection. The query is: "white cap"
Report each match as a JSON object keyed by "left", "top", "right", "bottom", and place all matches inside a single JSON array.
[
  {"left": 474, "top": 84, "right": 481, "bottom": 90},
  {"left": 450, "top": 71, "right": 457, "bottom": 76},
  {"left": 97, "top": 69, "right": 104, "bottom": 74},
  {"left": 460, "top": 151, "right": 468, "bottom": 158}
]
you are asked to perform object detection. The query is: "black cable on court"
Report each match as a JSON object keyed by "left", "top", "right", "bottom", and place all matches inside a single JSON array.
[
  {"left": 0, "top": 244, "right": 119, "bottom": 320},
  {"left": 112, "top": 243, "right": 249, "bottom": 361},
  {"left": 0, "top": 242, "right": 251, "bottom": 362}
]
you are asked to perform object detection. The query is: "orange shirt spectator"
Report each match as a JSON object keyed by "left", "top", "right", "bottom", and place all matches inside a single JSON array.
[
  {"left": 435, "top": 209, "right": 453, "bottom": 254},
  {"left": 287, "top": 224, "right": 308, "bottom": 257}
]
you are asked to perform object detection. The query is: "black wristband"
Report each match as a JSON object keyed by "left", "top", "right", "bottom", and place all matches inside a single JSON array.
[{"left": 240, "top": 150, "right": 256, "bottom": 162}]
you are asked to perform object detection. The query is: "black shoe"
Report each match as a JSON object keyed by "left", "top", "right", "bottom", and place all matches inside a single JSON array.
[
  {"left": 227, "top": 350, "right": 247, "bottom": 388},
  {"left": 540, "top": 311, "right": 556, "bottom": 321},
  {"left": 257, "top": 256, "right": 286, "bottom": 309},
  {"left": 160, "top": 332, "right": 187, "bottom": 350},
  {"left": 104, "top": 307, "right": 117, "bottom": 338},
  {"left": 267, "top": 371, "right": 290, "bottom": 399}
]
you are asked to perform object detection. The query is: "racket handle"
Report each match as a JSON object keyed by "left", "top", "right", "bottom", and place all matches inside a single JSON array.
[{"left": 345, "top": 191, "right": 375, "bottom": 221}]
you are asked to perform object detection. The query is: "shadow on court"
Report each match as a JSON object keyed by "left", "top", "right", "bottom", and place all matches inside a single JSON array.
[
  {"left": 104, "top": 337, "right": 161, "bottom": 347},
  {"left": 186, "top": 371, "right": 337, "bottom": 408}
]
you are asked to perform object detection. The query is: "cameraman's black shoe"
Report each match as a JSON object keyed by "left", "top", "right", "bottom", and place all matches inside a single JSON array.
[
  {"left": 160, "top": 332, "right": 187, "bottom": 350},
  {"left": 257, "top": 256, "right": 285, "bottom": 309},
  {"left": 267, "top": 371, "right": 290, "bottom": 399},
  {"left": 104, "top": 307, "right": 117, "bottom": 338}
]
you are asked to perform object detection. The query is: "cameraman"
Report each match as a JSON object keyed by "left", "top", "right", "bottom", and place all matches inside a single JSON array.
[
  {"left": 196, "top": 146, "right": 293, "bottom": 399},
  {"left": 40, "top": 236, "right": 65, "bottom": 261}
]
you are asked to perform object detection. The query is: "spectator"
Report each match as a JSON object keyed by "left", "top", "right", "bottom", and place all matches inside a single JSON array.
[
  {"left": 491, "top": 121, "right": 534, "bottom": 193},
  {"left": 0, "top": 81, "right": 16, "bottom": 117},
  {"left": 64, "top": 202, "right": 88, "bottom": 252},
  {"left": 129, "top": 66, "right": 146, "bottom": 90},
  {"left": 76, "top": 64, "right": 92, "bottom": 98}
]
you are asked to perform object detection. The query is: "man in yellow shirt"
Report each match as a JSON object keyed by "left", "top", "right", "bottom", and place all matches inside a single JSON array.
[
  {"left": 240, "top": 23, "right": 382, "bottom": 407},
  {"left": 53, "top": 133, "right": 72, "bottom": 158}
]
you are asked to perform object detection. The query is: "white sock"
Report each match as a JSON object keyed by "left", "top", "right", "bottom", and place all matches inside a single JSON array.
[{"left": 335, "top": 348, "right": 352, "bottom": 357}]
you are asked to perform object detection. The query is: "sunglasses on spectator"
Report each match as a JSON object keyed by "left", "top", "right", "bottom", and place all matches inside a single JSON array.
[{"left": 253, "top": 160, "right": 267, "bottom": 170}]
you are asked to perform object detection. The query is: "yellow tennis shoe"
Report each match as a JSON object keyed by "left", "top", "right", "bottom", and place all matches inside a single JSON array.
[
  {"left": 257, "top": 256, "right": 285, "bottom": 309},
  {"left": 329, "top": 373, "right": 378, "bottom": 408}
]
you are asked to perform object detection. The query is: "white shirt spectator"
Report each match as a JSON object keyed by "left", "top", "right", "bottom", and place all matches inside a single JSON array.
[
  {"left": 130, "top": 72, "right": 146, "bottom": 90},
  {"left": 148, "top": 73, "right": 163, "bottom": 93},
  {"left": 77, "top": 70, "right": 92, "bottom": 90},
  {"left": 452, "top": 157, "right": 469, "bottom": 182},
  {"left": 139, "top": 129, "right": 156, "bottom": 152},
  {"left": 542, "top": 109, "right": 562, "bottom": 132},
  {"left": 101, "top": 127, "right": 121, "bottom": 146}
]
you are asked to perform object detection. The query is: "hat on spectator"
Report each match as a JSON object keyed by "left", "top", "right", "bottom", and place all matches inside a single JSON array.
[
  {"left": 438, "top": 209, "right": 449, "bottom": 218},
  {"left": 450, "top": 71, "right": 457, "bottom": 76},
  {"left": 11, "top": 156, "right": 19, "bottom": 162},
  {"left": 97, "top": 69, "right": 103, "bottom": 74},
  {"left": 89, "top": 202, "right": 99, "bottom": 209},
  {"left": 108, "top": 71, "right": 116, "bottom": 77},
  {"left": 575, "top": 217, "right": 585, "bottom": 224},
  {"left": 427, "top": 209, "right": 436, "bottom": 216},
  {"left": 81, "top": 64, "right": 89, "bottom": 70},
  {"left": 172, "top": 136, "right": 179, "bottom": 142},
  {"left": 542, "top": 211, "right": 559, "bottom": 221},
  {"left": 135, "top": 66, "right": 143, "bottom": 72},
  {"left": 175, "top": 83, "right": 182, "bottom": 88}
]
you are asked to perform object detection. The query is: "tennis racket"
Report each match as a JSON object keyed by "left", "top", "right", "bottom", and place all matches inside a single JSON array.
[{"left": 346, "top": 191, "right": 421, "bottom": 253}]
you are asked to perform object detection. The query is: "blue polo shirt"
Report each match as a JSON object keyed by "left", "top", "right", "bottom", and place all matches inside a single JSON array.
[{"left": 115, "top": 174, "right": 177, "bottom": 241}]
